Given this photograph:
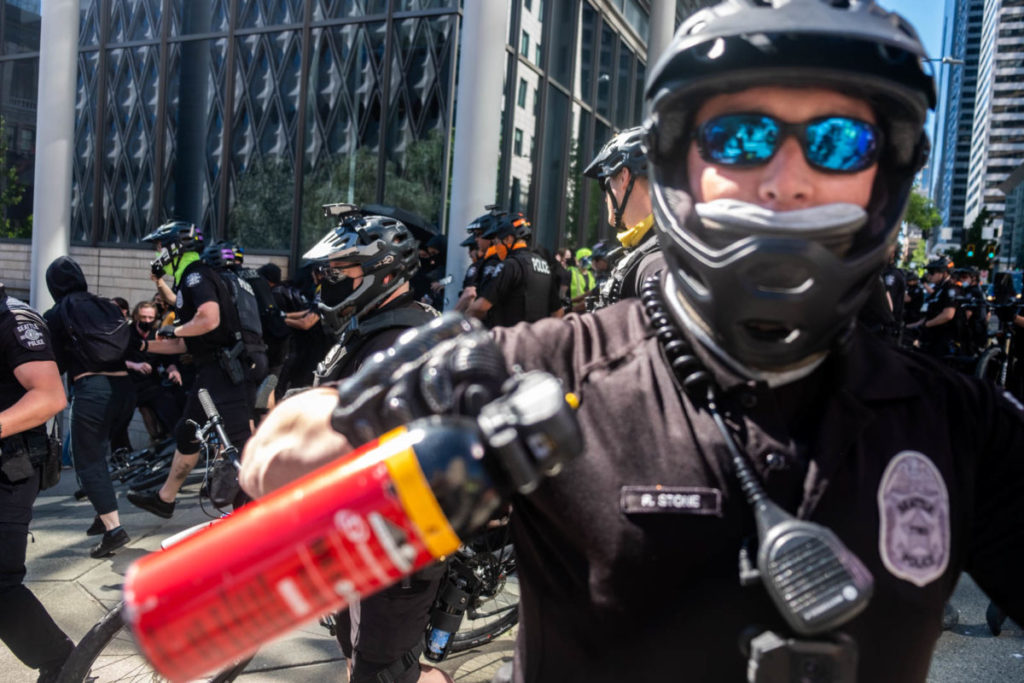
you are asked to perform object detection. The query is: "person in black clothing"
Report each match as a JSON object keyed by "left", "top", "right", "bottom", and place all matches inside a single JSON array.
[
  {"left": 0, "top": 284, "right": 75, "bottom": 682},
  {"left": 198, "top": 240, "right": 270, "bottom": 412},
  {"left": 908, "top": 259, "right": 959, "bottom": 357},
  {"left": 127, "top": 221, "right": 251, "bottom": 519},
  {"left": 302, "top": 207, "right": 450, "bottom": 683},
  {"left": 455, "top": 208, "right": 507, "bottom": 315},
  {"left": 242, "top": 2, "right": 1024, "bottom": 682},
  {"left": 282, "top": 264, "right": 332, "bottom": 394},
  {"left": 584, "top": 126, "right": 664, "bottom": 308},
  {"left": 468, "top": 212, "right": 559, "bottom": 327},
  {"left": 43, "top": 256, "right": 135, "bottom": 557},
  {"left": 959, "top": 267, "right": 988, "bottom": 355},
  {"left": 124, "top": 301, "right": 184, "bottom": 443}
]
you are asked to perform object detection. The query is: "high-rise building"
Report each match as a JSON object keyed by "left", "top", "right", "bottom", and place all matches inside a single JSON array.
[
  {"left": 935, "top": 0, "right": 984, "bottom": 241},
  {"left": 963, "top": 0, "right": 1024, "bottom": 261}
]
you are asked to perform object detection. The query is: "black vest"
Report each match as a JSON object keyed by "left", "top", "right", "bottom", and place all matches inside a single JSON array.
[{"left": 491, "top": 247, "right": 553, "bottom": 327}]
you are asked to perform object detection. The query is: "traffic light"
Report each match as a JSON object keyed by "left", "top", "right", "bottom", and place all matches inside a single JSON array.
[
  {"left": 986, "top": 241, "right": 1000, "bottom": 260},
  {"left": 966, "top": 243, "right": 975, "bottom": 258}
]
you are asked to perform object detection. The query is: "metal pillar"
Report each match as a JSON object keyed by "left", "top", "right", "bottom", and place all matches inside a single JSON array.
[
  {"left": 30, "top": 0, "right": 80, "bottom": 310},
  {"left": 645, "top": 0, "right": 676, "bottom": 114},
  {"left": 442, "top": 0, "right": 507, "bottom": 311}
]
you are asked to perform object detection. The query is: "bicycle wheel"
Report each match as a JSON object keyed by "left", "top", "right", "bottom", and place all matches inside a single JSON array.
[
  {"left": 57, "top": 602, "right": 250, "bottom": 683},
  {"left": 449, "top": 529, "right": 520, "bottom": 652},
  {"left": 975, "top": 346, "right": 1007, "bottom": 387}
]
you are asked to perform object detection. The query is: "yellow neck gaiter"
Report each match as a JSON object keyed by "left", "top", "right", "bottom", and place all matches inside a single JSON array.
[{"left": 617, "top": 214, "right": 655, "bottom": 250}]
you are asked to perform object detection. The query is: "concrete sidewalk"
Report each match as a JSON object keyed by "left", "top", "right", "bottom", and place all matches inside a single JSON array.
[{"left": 2, "top": 470, "right": 514, "bottom": 682}]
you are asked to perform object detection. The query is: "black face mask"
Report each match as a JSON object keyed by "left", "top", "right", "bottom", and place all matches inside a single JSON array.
[
  {"left": 321, "top": 277, "right": 356, "bottom": 307},
  {"left": 137, "top": 321, "right": 153, "bottom": 333}
]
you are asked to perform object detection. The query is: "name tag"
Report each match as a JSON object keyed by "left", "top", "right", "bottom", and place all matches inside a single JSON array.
[{"left": 620, "top": 486, "right": 722, "bottom": 516}]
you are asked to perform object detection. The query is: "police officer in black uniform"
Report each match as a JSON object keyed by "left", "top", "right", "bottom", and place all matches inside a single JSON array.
[
  {"left": 909, "top": 259, "right": 959, "bottom": 357},
  {"left": 302, "top": 207, "right": 449, "bottom": 683},
  {"left": 468, "top": 212, "right": 558, "bottom": 327},
  {"left": 960, "top": 267, "right": 988, "bottom": 355},
  {"left": 583, "top": 127, "right": 664, "bottom": 308},
  {"left": 243, "top": 3, "right": 1024, "bottom": 682},
  {"left": 455, "top": 207, "right": 507, "bottom": 315},
  {"left": 128, "top": 221, "right": 252, "bottom": 518},
  {"left": 0, "top": 284, "right": 75, "bottom": 682}
]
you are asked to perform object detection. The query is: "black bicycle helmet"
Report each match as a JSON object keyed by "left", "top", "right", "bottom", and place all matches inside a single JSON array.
[
  {"left": 468, "top": 206, "right": 507, "bottom": 239},
  {"left": 142, "top": 220, "right": 204, "bottom": 276},
  {"left": 303, "top": 212, "right": 420, "bottom": 336},
  {"left": 508, "top": 211, "right": 532, "bottom": 241},
  {"left": 201, "top": 240, "right": 242, "bottom": 270},
  {"left": 926, "top": 258, "right": 952, "bottom": 274},
  {"left": 585, "top": 127, "right": 648, "bottom": 232},
  {"left": 644, "top": 0, "right": 935, "bottom": 370}
]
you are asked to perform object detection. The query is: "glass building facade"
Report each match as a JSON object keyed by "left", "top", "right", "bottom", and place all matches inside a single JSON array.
[{"left": 2, "top": 0, "right": 709, "bottom": 265}]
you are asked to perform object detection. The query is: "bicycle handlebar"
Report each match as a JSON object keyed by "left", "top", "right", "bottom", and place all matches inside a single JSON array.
[{"left": 197, "top": 388, "right": 239, "bottom": 465}]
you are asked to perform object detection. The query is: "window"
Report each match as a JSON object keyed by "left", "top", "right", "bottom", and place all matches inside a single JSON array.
[
  {"left": 524, "top": 0, "right": 532, "bottom": 11},
  {"left": 514, "top": 128, "right": 524, "bottom": 156},
  {"left": 534, "top": 87, "right": 540, "bottom": 115},
  {"left": 518, "top": 78, "right": 528, "bottom": 108},
  {"left": 521, "top": 30, "right": 530, "bottom": 57},
  {"left": 535, "top": 44, "right": 542, "bottom": 66}
]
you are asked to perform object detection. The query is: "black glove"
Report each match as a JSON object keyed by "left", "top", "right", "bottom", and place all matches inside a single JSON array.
[
  {"left": 332, "top": 313, "right": 509, "bottom": 447},
  {"left": 157, "top": 326, "right": 177, "bottom": 339}
]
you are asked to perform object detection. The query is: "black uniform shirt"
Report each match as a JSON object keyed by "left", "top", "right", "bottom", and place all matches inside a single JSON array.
[
  {"left": 491, "top": 299, "right": 1024, "bottom": 682},
  {"left": 923, "top": 278, "right": 959, "bottom": 345},
  {"left": 0, "top": 290, "right": 55, "bottom": 436},
  {"left": 174, "top": 261, "right": 237, "bottom": 359},
  {"left": 479, "top": 246, "right": 557, "bottom": 328}
]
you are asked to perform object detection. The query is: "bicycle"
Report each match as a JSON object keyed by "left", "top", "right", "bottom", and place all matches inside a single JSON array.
[
  {"left": 974, "top": 302, "right": 1020, "bottom": 389},
  {"left": 57, "top": 390, "right": 521, "bottom": 682}
]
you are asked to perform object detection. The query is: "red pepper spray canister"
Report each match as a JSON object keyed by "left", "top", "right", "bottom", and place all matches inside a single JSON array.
[{"left": 123, "top": 418, "right": 500, "bottom": 682}]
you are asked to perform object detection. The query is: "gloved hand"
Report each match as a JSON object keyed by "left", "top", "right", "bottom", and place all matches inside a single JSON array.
[
  {"left": 331, "top": 313, "right": 510, "bottom": 447},
  {"left": 156, "top": 326, "right": 177, "bottom": 338}
]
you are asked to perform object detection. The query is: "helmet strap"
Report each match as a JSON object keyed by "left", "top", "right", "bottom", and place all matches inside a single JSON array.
[{"left": 606, "top": 173, "right": 639, "bottom": 232}]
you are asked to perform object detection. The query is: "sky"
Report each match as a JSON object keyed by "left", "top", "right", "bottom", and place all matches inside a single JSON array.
[{"left": 886, "top": 0, "right": 946, "bottom": 61}]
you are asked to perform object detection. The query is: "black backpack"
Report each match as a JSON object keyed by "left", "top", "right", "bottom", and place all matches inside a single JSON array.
[
  {"left": 239, "top": 267, "right": 290, "bottom": 341},
  {"left": 58, "top": 292, "right": 131, "bottom": 368},
  {"left": 219, "top": 270, "right": 265, "bottom": 349}
]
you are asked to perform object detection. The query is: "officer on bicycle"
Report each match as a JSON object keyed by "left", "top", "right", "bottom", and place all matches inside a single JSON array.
[
  {"left": 584, "top": 126, "right": 664, "bottom": 308},
  {"left": 305, "top": 207, "right": 451, "bottom": 683},
  {"left": 242, "top": 2, "right": 1024, "bottom": 681},
  {"left": 0, "top": 284, "right": 75, "bottom": 682},
  {"left": 128, "top": 221, "right": 252, "bottom": 518}
]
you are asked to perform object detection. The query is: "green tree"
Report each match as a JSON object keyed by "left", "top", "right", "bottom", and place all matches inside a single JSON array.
[
  {"left": 0, "top": 116, "right": 31, "bottom": 239},
  {"left": 903, "top": 189, "right": 942, "bottom": 238}
]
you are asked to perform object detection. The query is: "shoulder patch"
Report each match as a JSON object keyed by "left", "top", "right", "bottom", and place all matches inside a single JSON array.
[
  {"left": 185, "top": 272, "right": 203, "bottom": 288},
  {"left": 877, "top": 451, "right": 950, "bottom": 587},
  {"left": 14, "top": 317, "right": 48, "bottom": 350}
]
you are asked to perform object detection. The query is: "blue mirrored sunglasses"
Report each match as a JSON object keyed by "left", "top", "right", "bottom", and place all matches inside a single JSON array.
[{"left": 694, "top": 113, "right": 883, "bottom": 173}]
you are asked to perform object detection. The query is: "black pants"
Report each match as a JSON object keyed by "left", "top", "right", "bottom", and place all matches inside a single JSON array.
[
  {"left": 0, "top": 466, "right": 74, "bottom": 672},
  {"left": 134, "top": 377, "right": 186, "bottom": 438},
  {"left": 71, "top": 375, "right": 136, "bottom": 515},
  {"left": 337, "top": 562, "right": 446, "bottom": 683}
]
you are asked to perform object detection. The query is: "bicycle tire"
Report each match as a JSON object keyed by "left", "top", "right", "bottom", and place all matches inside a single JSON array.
[
  {"left": 447, "top": 527, "right": 520, "bottom": 653},
  {"left": 975, "top": 346, "right": 1006, "bottom": 386},
  {"left": 124, "top": 463, "right": 172, "bottom": 491},
  {"left": 57, "top": 601, "right": 249, "bottom": 683}
]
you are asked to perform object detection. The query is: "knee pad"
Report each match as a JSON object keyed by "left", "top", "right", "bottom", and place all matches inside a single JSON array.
[{"left": 174, "top": 419, "right": 199, "bottom": 454}]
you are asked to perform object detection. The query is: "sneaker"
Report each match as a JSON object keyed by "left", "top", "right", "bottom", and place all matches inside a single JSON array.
[
  {"left": 986, "top": 601, "right": 1006, "bottom": 637},
  {"left": 73, "top": 488, "right": 88, "bottom": 501},
  {"left": 127, "top": 489, "right": 175, "bottom": 519},
  {"left": 90, "top": 527, "right": 130, "bottom": 558},
  {"left": 86, "top": 515, "right": 105, "bottom": 536}
]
